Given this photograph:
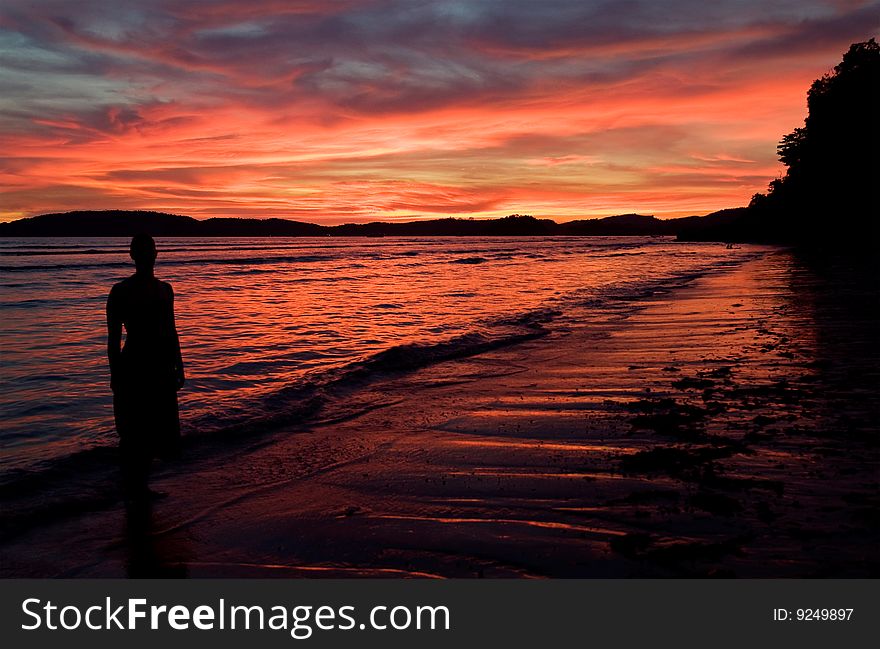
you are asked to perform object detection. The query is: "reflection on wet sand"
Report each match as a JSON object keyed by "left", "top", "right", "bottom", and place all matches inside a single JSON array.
[{"left": 123, "top": 500, "right": 189, "bottom": 578}]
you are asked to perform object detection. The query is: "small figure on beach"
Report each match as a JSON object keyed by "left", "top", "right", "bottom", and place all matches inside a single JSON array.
[{"left": 107, "top": 234, "right": 185, "bottom": 501}]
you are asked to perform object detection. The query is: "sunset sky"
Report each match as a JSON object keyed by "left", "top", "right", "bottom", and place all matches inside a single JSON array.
[{"left": 1, "top": 0, "right": 877, "bottom": 223}]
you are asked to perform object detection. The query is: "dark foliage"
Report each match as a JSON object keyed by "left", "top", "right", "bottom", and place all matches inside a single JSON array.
[{"left": 748, "top": 38, "right": 879, "bottom": 243}]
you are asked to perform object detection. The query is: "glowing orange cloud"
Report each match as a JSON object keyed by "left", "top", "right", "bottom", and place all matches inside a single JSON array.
[{"left": 1, "top": 0, "right": 877, "bottom": 222}]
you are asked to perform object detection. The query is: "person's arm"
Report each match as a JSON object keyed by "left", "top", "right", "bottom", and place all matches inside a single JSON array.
[
  {"left": 168, "top": 284, "right": 185, "bottom": 390},
  {"left": 106, "top": 287, "right": 122, "bottom": 393}
]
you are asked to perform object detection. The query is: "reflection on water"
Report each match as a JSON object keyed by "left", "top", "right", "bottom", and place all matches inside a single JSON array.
[{"left": 0, "top": 236, "right": 758, "bottom": 476}]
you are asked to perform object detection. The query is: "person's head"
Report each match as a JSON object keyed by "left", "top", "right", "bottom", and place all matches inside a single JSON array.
[{"left": 130, "top": 233, "right": 157, "bottom": 273}]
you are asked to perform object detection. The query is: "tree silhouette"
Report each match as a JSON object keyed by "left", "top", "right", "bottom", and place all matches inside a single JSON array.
[{"left": 750, "top": 38, "right": 879, "bottom": 241}]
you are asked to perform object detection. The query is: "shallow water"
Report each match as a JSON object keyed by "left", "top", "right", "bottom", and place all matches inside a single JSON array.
[{"left": 0, "top": 236, "right": 756, "bottom": 478}]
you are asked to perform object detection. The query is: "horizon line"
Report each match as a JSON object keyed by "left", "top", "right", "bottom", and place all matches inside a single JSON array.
[{"left": 1, "top": 207, "right": 747, "bottom": 227}]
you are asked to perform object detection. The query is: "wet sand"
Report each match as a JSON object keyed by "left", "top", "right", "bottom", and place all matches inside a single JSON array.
[{"left": 2, "top": 250, "right": 878, "bottom": 577}]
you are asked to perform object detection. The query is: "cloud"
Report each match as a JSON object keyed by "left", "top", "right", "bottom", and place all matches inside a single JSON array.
[{"left": 2, "top": 0, "right": 877, "bottom": 220}]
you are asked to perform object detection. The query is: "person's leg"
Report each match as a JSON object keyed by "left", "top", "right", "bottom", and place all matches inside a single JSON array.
[
  {"left": 149, "top": 386, "right": 181, "bottom": 462},
  {"left": 115, "top": 391, "right": 151, "bottom": 500},
  {"left": 120, "top": 434, "right": 151, "bottom": 499}
]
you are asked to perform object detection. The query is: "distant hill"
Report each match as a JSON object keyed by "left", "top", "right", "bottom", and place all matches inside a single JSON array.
[
  {"left": 560, "top": 214, "right": 670, "bottom": 236},
  {"left": 0, "top": 210, "right": 205, "bottom": 237},
  {"left": 0, "top": 210, "right": 322, "bottom": 237},
  {"left": 668, "top": 208, "right": 761, "bottom": 242},
  {"left": 0, "top": 209, "right": 749, "bottom": 239}
]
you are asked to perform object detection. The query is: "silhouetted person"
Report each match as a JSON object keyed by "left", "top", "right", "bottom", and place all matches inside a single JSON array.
[{"left": 107, "top": 234, "right": 184, "bottom": 501}]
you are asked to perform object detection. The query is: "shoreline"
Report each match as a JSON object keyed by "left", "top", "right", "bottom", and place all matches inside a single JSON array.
[{"left": 2, "top": 250, "right": 877, "bottom": 577}]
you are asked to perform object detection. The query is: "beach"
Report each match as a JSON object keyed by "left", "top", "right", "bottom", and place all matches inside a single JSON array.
[{"left": 2, "top": 248, "right": 876, "bottom": 578}]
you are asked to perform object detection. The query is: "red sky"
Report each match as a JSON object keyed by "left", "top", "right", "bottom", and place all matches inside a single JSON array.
[{"left": 1, "top": 0, "right": 878, "bottom": 222}]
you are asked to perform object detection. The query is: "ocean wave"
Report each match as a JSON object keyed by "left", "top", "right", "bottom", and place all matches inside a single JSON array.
[
  {"left": 451, "top": 256, "right": 488, "bottom": 264},
  {"left": 185, "top": 307, "right": 558, "bottom": 440},
  {"left": 0, "top": 253, "right": 339, "bottom": 273},
  {"left": 0, "top": 305, "right": 558, "bottom": 526},
  {"left": 0, "top": 238, "right": 661, "bottom": 272},
  {"left": 0, "top": 250, "right": 761, "bottom": 537}
]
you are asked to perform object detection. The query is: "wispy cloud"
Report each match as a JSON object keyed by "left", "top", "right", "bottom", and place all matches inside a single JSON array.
[{"left": 1, "top": 0, "right": 877, "bottom": 221}]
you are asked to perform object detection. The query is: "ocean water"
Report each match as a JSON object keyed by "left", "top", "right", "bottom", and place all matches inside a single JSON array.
[{"left": 0, "top": 236, "right": 758, "bottom": 481}]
